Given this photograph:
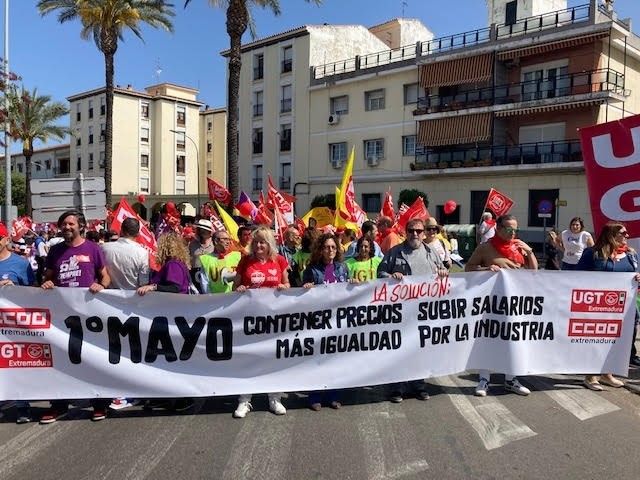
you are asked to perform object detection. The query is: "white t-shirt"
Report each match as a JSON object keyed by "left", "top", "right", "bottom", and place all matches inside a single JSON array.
[
  {"left": 478, "top": 221, "right": 495, "bottom": 244},
  {"left": 561, "top": 230, "right": 593, "bottom": 265}
]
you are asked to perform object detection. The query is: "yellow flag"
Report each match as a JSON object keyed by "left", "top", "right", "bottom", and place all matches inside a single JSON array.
[
  {"left": 302, "top": 207, "right": 334, "bottom": 228},
  {"left": 215, "top": 201, "right": 239, "bottom": 241},
  {"left": 335, "top": 146, "right": 355, "bottom": 228}
]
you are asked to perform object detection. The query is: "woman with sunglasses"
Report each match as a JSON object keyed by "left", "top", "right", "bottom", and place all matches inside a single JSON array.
[
  {"left": 345, "top": 236, "right": 382, "bottom": 283},
  {"left": 558, "top": 217, "right": 594, "bottom": 270},
  {"left": 424, "top": 218, "right": 451, "bottom": 269},
  {"left": 577, "top": 221, "right": 640, "bottom": 389},
  {"left": 302, "top": 233, "right": 349, "bottom": 410}
]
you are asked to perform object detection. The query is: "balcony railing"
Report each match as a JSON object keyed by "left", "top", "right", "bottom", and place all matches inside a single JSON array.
[
  {"left": 252, "top": 178, "right": 263, "bottom": 192},
  {"left": 279, "top": 176, "right": 291, "bottom": 191},
  {"left": 496, "top": 3, "right": 591, "bottom": 39},
  {"left": 414, "top": 140, "right": 582, "bottom": 169},
  {"left": 253, "top": 104, "right": 263, "bottom": 117},
  {"left": 280, "top": 138, "right": 291, "bottom": 152},
  {"left": 312, "top": 4, "right": 593, "bottom": 81},
  {"left": 417, "top": 68, "right": 624, "bottom": 113},
  {"left": 281, "top": 99, "right": 292, "bottom": 113},
  {"left": 253, "top": 66, "right": 264, "bottom": 80}
]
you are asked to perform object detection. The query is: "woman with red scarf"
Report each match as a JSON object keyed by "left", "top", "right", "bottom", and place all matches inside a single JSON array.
[
  {"left": 465, "top": 214, "right": 538, "bottom": 397},
  {"left": 577, "top": 221, "right": 640, "bottom": 390}
]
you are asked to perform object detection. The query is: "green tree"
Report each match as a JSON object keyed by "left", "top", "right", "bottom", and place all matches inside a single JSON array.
[
  {"left": 0, "top": 170, "right": 26, "bottom": 215},
  {"left": 8, "top": 86, "right": 69, "bottom": 215},
  {"left": 38, "top": 0, "right": 175, "bottom": 207},
  {"left": 184, "top": 0, "right": 322, "bottom": 203},
  {"left": 398, "top": 188, "right": 428, "bottom": 208},
  {"left": 310, "top": 193, "right": 335, "bottom": 209}
]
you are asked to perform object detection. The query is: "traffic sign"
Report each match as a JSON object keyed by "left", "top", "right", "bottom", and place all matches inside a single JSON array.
[
  {"left": 537, "top": 199, "right": 553, "bottom": 214},
  {"left": 31, "top": 176, "right": 106, "bottom": 223},
  {"left": 538, "top": 213, "right": 552, "bottom": 218},
  {"left": 556, "top": 200, "right": 567, "bottom": 207}
]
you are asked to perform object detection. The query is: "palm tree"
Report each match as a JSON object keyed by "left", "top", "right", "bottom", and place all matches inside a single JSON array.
[
  {"left": 7, "top": 86, "right": 69, "bottom": 215},
  {"left": 184, "top": 0, "right": 321, "bottom": 203},
  {"left": 38, "top": 0, "right": 175, "bottom": 207}
]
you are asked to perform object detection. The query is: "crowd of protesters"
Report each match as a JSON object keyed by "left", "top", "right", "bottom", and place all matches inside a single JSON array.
[{"left": 1, "top": 206, "right": 639, "bottom": 425}]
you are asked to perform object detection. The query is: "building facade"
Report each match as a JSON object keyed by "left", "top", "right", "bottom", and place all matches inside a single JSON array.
[
  {"left": 9, "top": 144, "right": 70, "bottom": 179},
  {"left": 232, "top": 0, "right": 638, "bottom": 243}
]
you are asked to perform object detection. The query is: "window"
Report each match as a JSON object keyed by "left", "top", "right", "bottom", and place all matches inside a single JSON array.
[
  {"left": 402, "top": 135, "right": 416, "bottom": 156},
  {"left": 45, "top": 159, "right": 51, "bottom": 170},
  {"left": 176, "top": 131, "right": 186, "bottom": 151},
  {"left": 528, "top": 189, "right": 559, "bottom": 227},
  {"left": 254, "top": 53, "right": 264, "bottom": 80},
  {"left": 253, "top": 91, "right": 263, "bottom": 117},
  {"left": 252, "top": 128, "right": 263, "bottom": 155},
  {"left": 88, "top": 100, "right": 94, "bottom": 119},
  {"left": 280, "top": 124, "right": 291, "bottom": 152},
  {"left": 177, "top": 106, "right": 186, "bottom": 127},
  {"left": 505, "top": 0, "right": 517, "bottom": 25},
  {"left": 280, "top": 162, "right": 291, "bottom": 190},
  {"left": 76, "top": 156, "right": 81, "bottom": 171},
  {"left": 99, "top": 151, "right": 105, "bottom": 169},
  {"left": 141, "top": 127, "right": 149, "bottom": 143},
  {"left": 35, "top": 163, "right": 42, "bottom": 172},
  {"left": 470, "top": 190, "right": 490, "bottom": 223},
  {"left": 176, "top": 179, "right": 185, "bottom": 195},
  {"left": 207, "top": 121, "right": 212, "bottom": 131},
  {"left": 329, "top": 142, "right": 347, "bottom": 165},
  {"left": 364, "top": 139, "right": 385, "bottom": 163},
  {"left": 17, "top": 164, "right": 23, "bottom": 173},
  {"left": 365, "top": 89, "right": 385, "bottom": 111},
  {"left": 176, "top": 155, "right": 186, "bottom": 175},
  {"left": 362, "top": 193, "right": 382, "bottom": 213},
  {"left": 330, "top": 95, "right": 349, "bottom": 115},
  {"left": 252, "top": 165, "right": 263, "bottom": 192},
  {"left": 88, "top": 126, "right": 94, "bottom": 144},
  {"left": 404, "top": 83, "right": 419, "bottom": 105},
  {"left": 141, "top": 154, "right": 149, "bottom": 168},
  {"left": 207, "top": 142, "right": 212, "bottom": 153},
  {"left": 100, "top": 124, "right": 105, "bottom": 142},
  {"left": 76, "top": 103, "right": 81, "bottom": 122},
  {"left": 281, "top": 46, "right": 293, "bottom": 73},
  {"left": 140, "top": 177, "right": 150, "bottom": 193},
  {"left": 76, "top": 136, "right": 81, "bottom": 147},
  {"left": 281, "top": 85, "right": 292, "bottom": 113},
  {"left": 87, "top": 153, "right": 93, "bottom": 170},
  {"left": 141, "top": 102, "right": 149, "bottom": 119},
  {"left": 521, "top": 63, "right": 569, "bottom": 101},
  {"left": 58, "top": 158, "right": 70, "bottom": 175},
  {"left": 100, "top": 97, "right": 106, "bottom": 116}
]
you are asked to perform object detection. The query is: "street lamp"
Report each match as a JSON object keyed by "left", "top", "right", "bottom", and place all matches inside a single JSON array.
[{"left": 170, "top": 129, "right": 200, "bottom": 213}]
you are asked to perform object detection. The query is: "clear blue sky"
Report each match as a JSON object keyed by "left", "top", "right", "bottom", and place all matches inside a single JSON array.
[{"left": 5, "top": 0, "right": 640, "bottom": 151}]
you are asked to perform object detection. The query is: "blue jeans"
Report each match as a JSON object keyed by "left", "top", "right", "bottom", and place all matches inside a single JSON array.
[{"left": 308, "top": 390, "right": 339, "bottom": 405}]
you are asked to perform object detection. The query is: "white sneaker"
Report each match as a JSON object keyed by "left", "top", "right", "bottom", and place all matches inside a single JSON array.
[
  {"left": 475, "top": 378, "right": 489, "bottom": 397},
  {"left": 233, "top": 401, "right": 252, "bottom": 418},
  {"left": 269, "top": 398, "right": 286, "bottom": 415},
  {"left": 504, "top": 378, "right": 530, "bottom": 396}
]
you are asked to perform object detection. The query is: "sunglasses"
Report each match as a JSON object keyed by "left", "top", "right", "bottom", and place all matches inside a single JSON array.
[
  {"left": 407, "top": 228, "right": 424, "bottom": 234},
  {"left": 425, "top": 227, "right": 439, "bottom": 232},
  {"left": 502, "top": 227, "right": 518, "bottom": 235}
]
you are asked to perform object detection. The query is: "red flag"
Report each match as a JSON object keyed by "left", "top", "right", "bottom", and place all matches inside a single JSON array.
[
  {"left": 484, "top": 188, "right": 514, "bottom": 218},
  {"left": 295, "top": 216, "right": 306, "bottom": 235},
  {"left": 380, "top": 189, "right": 395, "bottom": 220},
  {"left": 111, "top": 198, "right": 159, "bottom": 270},
  {"left": 254, "top": 191, "right": 274, "bottom": 225},
  {"left": 273, "top": 203, "right": 288, "bottom": 245},
  {"left": 579, "top": 114, "right": 640, "bottom": 239},
  {"left": 207, "top": 177, "right": 232, "bottom": 205},
  {"left": 235, "top": 191, "right": 259, "bottom": 220},
  {"left": 11, "top": 216, "right": 33, "bottom": 241},
  {"left": 208, "top": 211, "right": 227, "bottom": 234},
  {"left": 397, "top": 197, "right": 430, "bottom": 231},
  {"left": 267, "top": 174, "right": 295, "bottom": 214}
]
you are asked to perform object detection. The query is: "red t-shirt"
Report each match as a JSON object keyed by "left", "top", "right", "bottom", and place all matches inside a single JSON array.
[{"left": 236, "top": 254, "right": 289, "bottom": 289}]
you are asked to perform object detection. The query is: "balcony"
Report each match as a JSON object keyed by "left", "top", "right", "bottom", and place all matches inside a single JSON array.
[
  {"left": 280, "top": 99, "right": 292, "bottom": 113},
  {"left": 416, "top": 68, "right": 624, "bottom": 114},
  {"left": 413, "top": 140, "right": 582, "bottom": 170},
  {"left": 253, "top": 104, "right": 263, "bottom": 117},
  {"left": 252, "top": 178, "right": 263, "bottom": 192},
  {"left": 496, "top": 3, "right": 590, "bottom": 39},
  {"left": 280, "top": 138, "right": 291, "bottom": 152},
  {"left": 253, "top": 66, "right": 264, "bottom": 81},
  {"left": 279, "top": 176, "right": 291, "bottom": 191}
]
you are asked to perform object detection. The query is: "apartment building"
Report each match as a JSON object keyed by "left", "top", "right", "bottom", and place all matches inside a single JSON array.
[
  {"left": 9, "top": 144, "right": 70, "bottom": 179},
  {"left": 223, "top": 19, "right": 433, "bottom": 201},
  {"left": 231, "top": 0, "right": 638, "bottom": 239},
  {"left": 200, "top": 106, "right": 227, "bottom": 188}
]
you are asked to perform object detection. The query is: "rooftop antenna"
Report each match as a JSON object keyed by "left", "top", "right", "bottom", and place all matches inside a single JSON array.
[
  {"left": 401, "top": 0, "right": 408, "bottom": 17},
  {"left": 153, "top": 58, "right": 162, "bottom": 82}
]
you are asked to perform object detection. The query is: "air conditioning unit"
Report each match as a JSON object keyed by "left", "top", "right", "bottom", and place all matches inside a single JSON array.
[
  {"left": 330, "top": 159, "right": 343, "bottom": 169},
  {"left": 328, "top": 114, "right": 340, "bottom": 125},
  {"left": 367, "top": 156, "right": 379, "bottom": 167}
]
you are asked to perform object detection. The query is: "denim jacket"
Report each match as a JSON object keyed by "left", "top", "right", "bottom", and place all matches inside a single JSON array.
[
  {"left": 377, "top": 242, "right": 444, "bottom": 278},
  {"left": 302, "top": 261, "right": 349, "bottom": 285},
  {"left": 576, "top": 248, "right": 638, "bottom": 272}
]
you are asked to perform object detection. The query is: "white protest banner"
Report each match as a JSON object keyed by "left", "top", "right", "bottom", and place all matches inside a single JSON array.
[{"left": 0, "top": 271, "right": 636, "bottom": 400}]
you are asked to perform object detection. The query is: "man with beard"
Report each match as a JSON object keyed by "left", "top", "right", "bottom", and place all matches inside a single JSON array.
[
  {"left": 378, "top": 218, "right": 448, "bottom": 403},
  {"left": 465, "top": 214, "right": 537, "bottom": 397},
  {"left": 40, "top": 210, "right": 111, "bottom": 423},
  {"left": 199, "top": 230, "right": 242, "bottom": 293}
]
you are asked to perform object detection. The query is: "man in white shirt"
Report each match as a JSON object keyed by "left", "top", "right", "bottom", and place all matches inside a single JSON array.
[
  {"left": 478, "top": 212, "right": 496, "bottom": 244},
  {"left": 102, "top": 218, "right": 150, "bottom": 290}
]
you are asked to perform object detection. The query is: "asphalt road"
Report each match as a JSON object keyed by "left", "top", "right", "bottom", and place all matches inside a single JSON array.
[{"left": 1, "top": 366, "right": 639, "bottom": 480}]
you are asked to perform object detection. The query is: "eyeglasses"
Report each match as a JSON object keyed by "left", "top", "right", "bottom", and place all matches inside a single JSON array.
[
  {"left": 502, "top": 226, "right": 518, "bottom": 235},
  {"left": 425, "top": 227, "right": 439, "bottom": 232},
  {"left": 406, "top": 228, "right": 424, "bottom": 235},
  {"left": 323, "top": 244, "right": 338, "bottom": 250}
]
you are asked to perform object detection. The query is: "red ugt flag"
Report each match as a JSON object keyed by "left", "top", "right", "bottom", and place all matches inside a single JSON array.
[
  {"left": 207, "top": 178, "right": 232, "bottom": 206},
  {"left": 11, "top": 216, "right": 33, "bottom": 241},
  {"left": 484, "top": 188, "right": 514, "bottom": 217},
  {"left": 396, "top": 197, "right": 430, "bottom": 231},
  {"left": 380, "top": 189, "right": 395, "bottom": 220}
]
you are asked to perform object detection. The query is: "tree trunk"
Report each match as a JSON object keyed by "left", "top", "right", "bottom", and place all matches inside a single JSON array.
[
  {"left": 104, "top": 50, "right": 114, "bottom": 209},
  {"left": 226, "top": 0, "right": 249, "bottom": 204},
  {"left": 24, "top": 149, "right": 33, "bottom": 216}
]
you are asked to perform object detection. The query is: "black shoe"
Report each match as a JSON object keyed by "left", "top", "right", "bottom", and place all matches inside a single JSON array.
[
  {"left": 630, "top": 356, "right": 640, "bottom": 367},
  {"left": 415, "top": 390, "right": 430, "bottom": 401},
  {"left": 390, "top": 392, "right": 403, "bottom": 403},
  {"left": 16, "top": 407, "right": 31, "bottom": 424}
]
